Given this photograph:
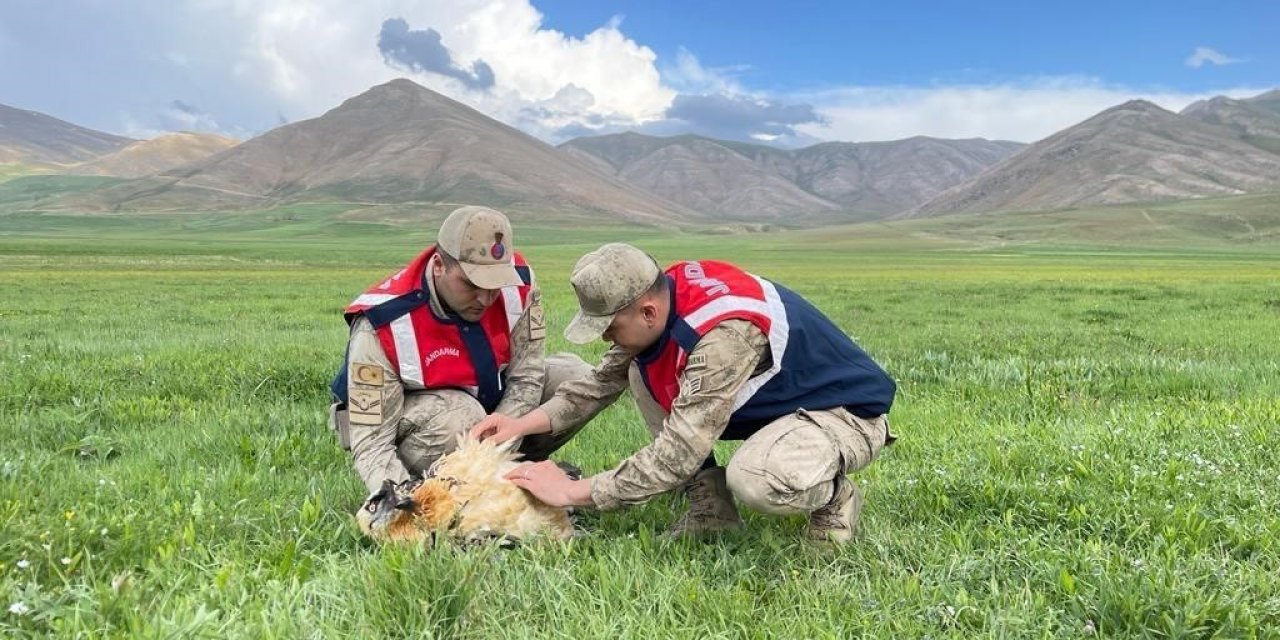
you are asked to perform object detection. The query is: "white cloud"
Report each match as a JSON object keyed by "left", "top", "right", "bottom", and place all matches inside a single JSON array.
[
  {"left": 661, "top": 47, "right": 747, "bottom": 95},
  {"left": 1185, "top": 46, "right": 1244, "bottom": 69},
  {"left": 188, "top": 0, "right": 671, "bottom": 140},
  {"left": 795, "top": 77, "right": 1271, "bottom": 143}
]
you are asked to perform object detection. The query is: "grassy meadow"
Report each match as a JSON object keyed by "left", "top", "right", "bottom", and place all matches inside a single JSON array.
[{"left": 1, "top": 204, "right": 1278, "bottom": 637}]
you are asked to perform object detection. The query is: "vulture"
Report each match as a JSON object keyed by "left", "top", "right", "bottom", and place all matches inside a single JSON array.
[{"left": 357, "top": 437, "right": 575, "bottom": 544}]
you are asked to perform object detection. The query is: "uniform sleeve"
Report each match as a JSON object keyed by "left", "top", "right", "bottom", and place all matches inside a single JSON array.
[
  {"left": 540, "top": 344, "right": 633, "bottom": 434},
  {"left": 589, "top": 319, "right": 769, "bottom": 511},
  {"left": 493, "top": 286, "right": 547, "bottom": 418},
  {"left": 345, "top": 317, "right": 411, "bottom": 492}
]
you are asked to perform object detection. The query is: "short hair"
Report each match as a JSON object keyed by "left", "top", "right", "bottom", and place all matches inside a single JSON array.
[
  {"left": 645, "top": 273, "right": 665, "bottom": 295},
  {"left": 437, "top": 249, "right": 460, "bottom": 271},
  {"left": 645, "top": 272, "right": 668, "bottom": 297}
]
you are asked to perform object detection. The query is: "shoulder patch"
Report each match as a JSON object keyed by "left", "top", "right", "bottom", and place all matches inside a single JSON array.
[
  {"left": 352, "top": 362, "right": 385, "bottom": 386},
  {"left": 685, "top": 353, "right": 708, "bottom": 370}
]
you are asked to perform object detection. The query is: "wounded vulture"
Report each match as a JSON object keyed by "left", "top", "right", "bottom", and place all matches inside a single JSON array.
[{"left": 357, "top": 437, "right": 575, "bottom": 544}]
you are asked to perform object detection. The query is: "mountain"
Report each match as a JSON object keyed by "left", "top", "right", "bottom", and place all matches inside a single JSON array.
[
  {"left": 1180, "top": 90, "right": 1280, "bottom": 155},
  {"left": 0, "top": 104, "right": 134, "bottom": 165},
  {"left": 913, "top": 98, "right": 1280, "bottom": 216},
  {"left": 789, "top": 137, "right": 1024, "bottom": 212},
  {"left": 72, "top": 132, "right": 239, "bottom": 178},
  {"left": 68, "top": 79, "right": 692, "bottom": 225},
  {"left": 559, "top": 132, "right": 1022, "bottom": 220},
  {"left": 561, "top": 133, "right": 840, "bottom": 221}
]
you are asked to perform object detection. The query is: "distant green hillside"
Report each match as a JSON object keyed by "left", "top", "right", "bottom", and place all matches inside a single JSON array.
[
  {"left": 0, "top": 162, "right": 56, "bottom": 183},
  {"left": 2, "top": 190, "right": 1278, "bottom": 256},
  {"left": 0, "top": 174, "right": 123, "bottom": 209},
  {"left": 787, "top": 192, "right": 1280, "bottom": 253}
]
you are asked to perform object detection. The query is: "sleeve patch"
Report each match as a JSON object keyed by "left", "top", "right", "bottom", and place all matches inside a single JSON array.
[
  {"left": 685, "top": 353, "right": 707, "bottom": 371},
  {"left": 528, "top": 305, "right": 546, "bottom": 341},
  {"left": 348, "top": 388, "right": 384, "bottom": 425},
  {"left": 352, "top": 362, "right": 385, "bottom": 386},
  {"left": 682, "top": 375, "right": 703, "bottom": 395}
]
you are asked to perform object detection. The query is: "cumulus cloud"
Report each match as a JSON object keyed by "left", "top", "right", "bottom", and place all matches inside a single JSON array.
[
  {"left": 197, "top": 0, "right": 673, "bottom": 142},
  {"left": 645, "top": 93, "right": 826, "bottom": 145},
  {"left": 377, "top": 18, "right": 494, "bottom": 90},
  {"left": 164, "top": 100, "right": 223, "bottom": 131},
  {"left": 1185, "top": 46, "right": 1244, "bottom": 69},
  {"left": 660, "top": 47, "right": 748, "bottom": 95},
  {"left": 119, "top": 100, "right": 226, "bottom": 138},
  {"left": 796, "top": 77, "right": 1272, "bottom": 144}
]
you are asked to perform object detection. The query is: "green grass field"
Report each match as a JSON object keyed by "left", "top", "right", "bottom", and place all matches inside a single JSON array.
[{"left": 1, "top": 206, "right": 1278, "bottom": 637}]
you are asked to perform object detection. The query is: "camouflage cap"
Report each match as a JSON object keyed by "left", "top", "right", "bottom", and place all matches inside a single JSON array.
[
  {"left": 436, "top": 206, "right": 523, "bottom": 289},
  {"left": 564, "top": 243, "right": 662, "bottom": 344}
]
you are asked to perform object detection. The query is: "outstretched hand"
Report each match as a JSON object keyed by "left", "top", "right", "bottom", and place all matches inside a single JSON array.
[
  {"left": 469, "top": 414, "right": 525, "bottom": 444},
  {"left": 505, "top": 461, "right": 593, "bottom": 508}
]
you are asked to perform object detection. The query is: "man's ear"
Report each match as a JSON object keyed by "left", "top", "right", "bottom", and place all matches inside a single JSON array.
[{"left": 641, "top": 299, "right": 660, "bottom": 326}]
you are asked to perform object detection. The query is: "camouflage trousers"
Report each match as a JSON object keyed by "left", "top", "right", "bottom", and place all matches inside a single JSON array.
[
  {"left": 332, "top": 353, "right": 592, "bottom": 491},
  {"left": 628, "top": 364, "right": 889, "bottom": 515}
]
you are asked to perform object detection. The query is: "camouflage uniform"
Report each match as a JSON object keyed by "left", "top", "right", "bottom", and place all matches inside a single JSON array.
[
  {"left": 542, "top": 319, "right": 888, "bottom": 514},
  {"left": 542, "top": 243, "right": 892, "bottom": 535},
  {"left": 330, "top": 208, "right": 591, "bottom": 493}
]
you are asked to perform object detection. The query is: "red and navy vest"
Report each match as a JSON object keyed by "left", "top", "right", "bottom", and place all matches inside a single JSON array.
[
  {"left": 330, "top": 245, "right": 532, "bottom": 412},
  {"left": 635, "top": 260, "right": 896, "bottom": 439}
]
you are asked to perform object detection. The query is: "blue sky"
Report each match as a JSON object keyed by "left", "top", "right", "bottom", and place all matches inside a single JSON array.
[
  {"left": 537, "top": 0, "right": 1275, "bottom": 91},
  {"left": 0, "top": 0, "right": 1274, "bottom": 146}
]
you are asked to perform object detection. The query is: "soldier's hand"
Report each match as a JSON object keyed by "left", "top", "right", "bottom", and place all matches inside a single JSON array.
[
  {"left": 505, "top": 461, "right": 593, "bottom": 507},
  {"left": 469, "top": 413, "right": 523, "bottom": 444}
]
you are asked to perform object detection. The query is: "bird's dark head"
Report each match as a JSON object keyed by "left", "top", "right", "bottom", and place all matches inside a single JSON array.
[{"left": 356, "top": 478, "right": 419, "bottom": 539}]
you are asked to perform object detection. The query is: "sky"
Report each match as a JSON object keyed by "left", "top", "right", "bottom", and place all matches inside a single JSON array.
[{"left": 1, "top": 0, "right": 1276, "bottom": 147}]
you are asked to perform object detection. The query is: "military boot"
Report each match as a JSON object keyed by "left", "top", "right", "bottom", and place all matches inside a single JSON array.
[
  {"left": 806, "top": 476, "right": 863, "bottom": 544},
  {"left": 668, "top": 466, "right": 743, "bottom": 537}
]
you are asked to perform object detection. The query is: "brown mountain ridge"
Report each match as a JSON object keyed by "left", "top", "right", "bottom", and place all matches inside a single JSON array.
[
  {"left": 560, "top": 132, "right": 1023, "bottom": 220},
  {"left": 72, "top": 132, "right": 240, "bottom": 178},
  {"left": 913, "top": 96, "right": 1280, "bottom": 216},
  {"left": 65, "top": 79, "right": 694, "bottom": 225},
  {"left": 0, "top": 103, "right": 134, "bottom": 165}
]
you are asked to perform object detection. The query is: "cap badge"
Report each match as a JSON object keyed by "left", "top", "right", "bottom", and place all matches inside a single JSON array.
[{"left": 491, "top": 232, "right": 506, "bottom": 259}]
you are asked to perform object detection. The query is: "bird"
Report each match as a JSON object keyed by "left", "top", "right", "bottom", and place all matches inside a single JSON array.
[{"left": 356, "top": 436, "right": 575, "bottom": 544}]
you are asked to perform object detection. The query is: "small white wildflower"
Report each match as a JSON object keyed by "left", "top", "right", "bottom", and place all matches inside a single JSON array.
[
  {"left": 100, "top": 528, "right": 108, "bottom": 536},
  {"left": 1131, "top": 558, "right": 1145, "bottom": 568},
  {"left": 8, "top": 601, "right": 30, "bottom": 616},
  {"left": 16, "top": 559, "right": 29, "bottom": 570},
  {"left": 99, "top": 479, "right": 106, "bottom": 486},
  {"left": 60, "top": 557, "right": 71, "bottom": 565},
  {"left": 41, "top": 544, "right": 50, "bottom": 552}
]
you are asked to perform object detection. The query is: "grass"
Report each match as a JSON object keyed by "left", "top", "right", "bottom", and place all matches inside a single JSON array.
[{"left": 1, "top": 208, "right": 1278, "bottom": 637}]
